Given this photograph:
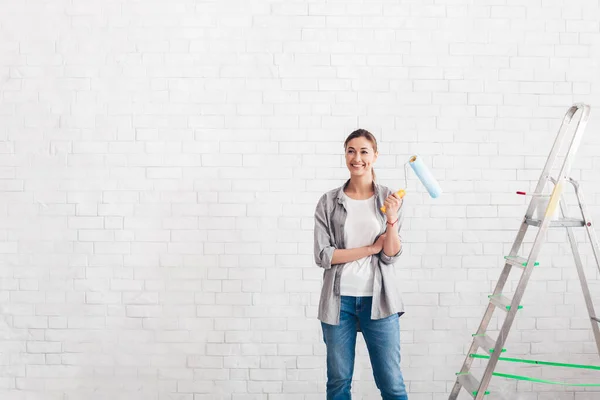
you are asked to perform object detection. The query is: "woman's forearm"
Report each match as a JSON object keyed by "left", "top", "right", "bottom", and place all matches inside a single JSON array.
[
  {"left": 331, "top": 246, "right": 376, "bottom": 265},
  {"left": 383, "top": 223, "right": 401, "bottom": 257}
]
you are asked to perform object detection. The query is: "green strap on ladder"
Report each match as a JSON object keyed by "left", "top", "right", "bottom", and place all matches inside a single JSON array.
[
  {"left": 468, "top": 354, "right": 600, "bottom": 388},
  {"left": 470, "top": 353, "right": 600, "bottom": 370},
  {"left": 493, "top": 371, "right": 600, "bottom": 387}
]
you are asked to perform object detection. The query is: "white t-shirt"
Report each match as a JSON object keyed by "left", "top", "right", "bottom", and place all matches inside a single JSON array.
[{"left": 339, "top": 192, "right": 381, "bottom": 296}]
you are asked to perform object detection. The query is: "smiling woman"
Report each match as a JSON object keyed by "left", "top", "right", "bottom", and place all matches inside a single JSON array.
[{"left": 313, "top": 128, "right": 408, "bottom": 400}]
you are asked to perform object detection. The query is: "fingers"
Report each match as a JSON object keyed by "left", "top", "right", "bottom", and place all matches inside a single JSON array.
[
  {"left": 391, "top": 193, "right": 403, "bottom": 204},
  {"left": 384, "top": 194, "right": 402, "bottom": 212},
  {"left": 395, "top": 196, "right": 403, "bottom": 208}
]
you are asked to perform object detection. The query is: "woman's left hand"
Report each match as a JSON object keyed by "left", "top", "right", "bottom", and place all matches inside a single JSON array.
[{"left": 384, "top": 192, "right": 403, "bottom": 221}]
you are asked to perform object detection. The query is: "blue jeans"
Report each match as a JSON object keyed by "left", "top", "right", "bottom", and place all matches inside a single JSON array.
[{"left": 321, "top": 296, "right": 408, "bottom": 400}]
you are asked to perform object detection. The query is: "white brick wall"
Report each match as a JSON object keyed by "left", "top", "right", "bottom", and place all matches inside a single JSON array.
[{"left": 2, "top": 0, "right": 600, "bottom": 399}]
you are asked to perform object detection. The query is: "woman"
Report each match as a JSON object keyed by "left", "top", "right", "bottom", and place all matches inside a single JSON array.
[{"left": 313, "top": 129, "right": 408, "bottom": 400}]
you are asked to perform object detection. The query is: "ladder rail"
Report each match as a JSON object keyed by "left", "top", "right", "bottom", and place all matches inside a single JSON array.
[
  {"left": 475, "top": 242, "right": 542, "bottom": 399},
  {"left": 567, "top": 178, "right": 600, "bottom": 354},
  {"left": 449, "top": 210, "right": 536, "bottom": 398},
  {"left": 569, "top": 178, "right": 600, "bottom": 276},
  {"left": 524, "top": 104, "right": 589, "bottom": 220},
  {"left": 540, "top": 104, "right": 590, "bottom": 227},
  {"left": 563, "top": 216, "right": 600, "bottom": 356},
  {"left": 447, "top": 264, "right": 514, "bottom": 398},
  {"left": 547, "top": 174, "right": 600, "bottom": 360}
]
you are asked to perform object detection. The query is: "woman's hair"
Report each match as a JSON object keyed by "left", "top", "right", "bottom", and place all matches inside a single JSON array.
[{"left": 344, "top": 129, "right": 378, "bottom": 182}]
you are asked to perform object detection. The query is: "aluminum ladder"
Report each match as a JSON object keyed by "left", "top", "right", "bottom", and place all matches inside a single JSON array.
[{"left": 448, "top": 103, "right": 600, "bottom": 399}]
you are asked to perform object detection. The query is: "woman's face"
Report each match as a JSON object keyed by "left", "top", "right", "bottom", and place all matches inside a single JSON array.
[{"left": 345, "top": 137, "right": 378, "bottom": 178}]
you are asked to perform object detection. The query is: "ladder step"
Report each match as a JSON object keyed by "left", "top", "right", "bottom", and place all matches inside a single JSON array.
[
  {"left": 473, "top": 334, "right": 506, "bottom": 355},
  {"left": 504, "top": 256, "right": 539, "bottom": 268},
  {"left": 457, "top": 373, "right": 490, "bottom": 397},
  {"left": 592, "top": 316, "right": 600, "bottom": 323},
  {"left": 489, "top": 294, "right": 523, "bottom": 311},
  {"left": 526, "top": 217, "right": 585, "bottom": 227}
]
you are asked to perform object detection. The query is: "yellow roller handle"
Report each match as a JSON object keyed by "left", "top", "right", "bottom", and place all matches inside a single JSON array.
[{"left": 380, "top": 189, "right": 406, "bottom": 213}]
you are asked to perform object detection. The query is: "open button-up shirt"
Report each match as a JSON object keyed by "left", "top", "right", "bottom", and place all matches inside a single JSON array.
[{"left": 313, "top": 179, "right": 405, "bottom": 326}]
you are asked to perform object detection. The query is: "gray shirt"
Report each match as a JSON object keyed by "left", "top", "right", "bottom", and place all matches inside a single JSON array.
[{"left": 314, "top": 179, "right": 406, "bottom": 326}]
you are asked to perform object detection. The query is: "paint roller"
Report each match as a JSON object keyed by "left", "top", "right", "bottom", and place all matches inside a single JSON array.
[{"left": 380, "top": 155, "right": 442, "bottom": 213}]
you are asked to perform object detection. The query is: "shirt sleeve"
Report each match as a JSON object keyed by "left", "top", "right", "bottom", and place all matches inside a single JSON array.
[{"left": 313, "top": 194, "right": 336, "bottom": 269}]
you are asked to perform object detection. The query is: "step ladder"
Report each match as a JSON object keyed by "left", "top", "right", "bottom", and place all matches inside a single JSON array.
[{"left": 448, "top": 103, "right": 600, "bottom": 399}]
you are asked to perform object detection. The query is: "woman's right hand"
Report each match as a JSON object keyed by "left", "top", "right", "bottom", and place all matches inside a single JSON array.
[{"left": 369, "top": 234, "right": 386, "bottom": 255}]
